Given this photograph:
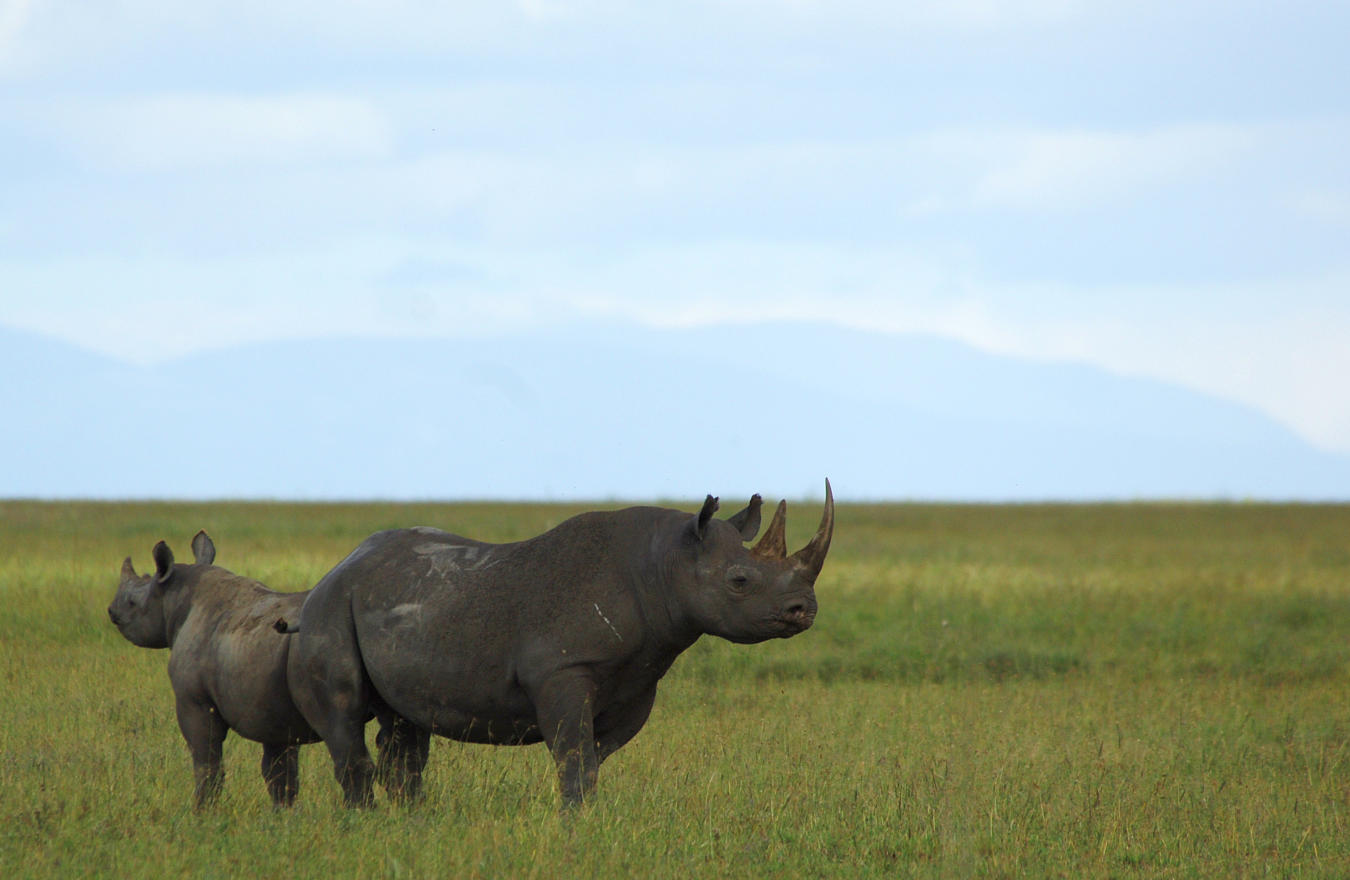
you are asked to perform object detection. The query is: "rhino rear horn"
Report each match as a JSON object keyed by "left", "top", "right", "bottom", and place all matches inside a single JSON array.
[
  {"left": 121, "top": 557, "right": 137, "bottom": 579},
  {"left": 152, "top": 541, "right": 175, "bottom": 584},
  {"left": 750, "top": 500, "right": 788, "bottom": 559},
  {"left": 789, "top": 479, "right": 834, "bottom": 581},
  {"left": 191, "top": 530, "right": 216, "bottom": 565},
  {"left": 726, "top": 494, "right": 763, "bottom": 542}
]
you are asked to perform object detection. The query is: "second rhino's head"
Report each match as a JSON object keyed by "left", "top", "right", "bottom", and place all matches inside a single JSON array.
[{"left": 107, "top": 530, "right": 216, "bottom": 649}]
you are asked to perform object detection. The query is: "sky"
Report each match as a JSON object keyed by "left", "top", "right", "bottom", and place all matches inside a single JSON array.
[{"left": 2, "top": 0, "right": 1349, "bottom": 454}]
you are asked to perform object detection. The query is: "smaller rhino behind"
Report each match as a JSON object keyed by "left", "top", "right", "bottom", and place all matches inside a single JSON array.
[{"left": 107, "top": 531, "right": 317, "bottom": 807}]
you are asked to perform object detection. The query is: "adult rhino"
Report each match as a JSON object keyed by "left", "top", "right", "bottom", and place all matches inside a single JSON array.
[
  {"left": 107, "top": 531, "right": 318, "bottom": 808},
  {"left": 290, "top": 481, "right": 834, "bottom": 808}
]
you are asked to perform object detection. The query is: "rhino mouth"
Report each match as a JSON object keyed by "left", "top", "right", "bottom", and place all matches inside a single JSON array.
[
  {"left": 723, "top": 610, "right": 816, "bottom": 644},
  {"left": 775, "top": 608, "right": 816, "bottom": 637}
]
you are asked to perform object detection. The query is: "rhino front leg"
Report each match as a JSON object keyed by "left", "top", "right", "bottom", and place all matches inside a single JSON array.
[
  {"left": 175, "top": 697, "right": 228, "bottom": 809},
  {"left": 261, "top": 742, "right": 300, "bottom": 807},
  {"left": 533, "top": 671, "right": 599, "bottom": 808},
  {"left": 595, "top": 686, "right": 658, "bottom": 766}
]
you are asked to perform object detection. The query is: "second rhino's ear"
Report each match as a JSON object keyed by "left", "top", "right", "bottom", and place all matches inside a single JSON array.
[
  {"left": 152, "top": 541, "right": 175, "bottom": 584},
  {"left": 726, "top": 494, "right": 763, "bottom": 542},
  {"left": 191, "top": 530, "right": 215, "bottom": 565}
]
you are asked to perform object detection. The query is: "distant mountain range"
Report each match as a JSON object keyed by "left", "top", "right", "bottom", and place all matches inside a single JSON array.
[{"left": 4, "top": 322, "right": 1349, "bottom": 501}]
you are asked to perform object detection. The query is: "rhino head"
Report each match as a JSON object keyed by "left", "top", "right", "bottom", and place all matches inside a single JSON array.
[
  {"left": 674, "top": 479, "right": 834, "bottom": 645},
  {"left": 107, "top": 531, "right": 215, "bottom": 649}
]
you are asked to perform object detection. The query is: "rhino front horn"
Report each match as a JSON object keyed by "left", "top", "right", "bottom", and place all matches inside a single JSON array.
[{"left": 789, "top": 479, "right": 834, "bottom": 581}]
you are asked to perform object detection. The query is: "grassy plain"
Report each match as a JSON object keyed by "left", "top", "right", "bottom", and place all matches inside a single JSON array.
[{"left": 2, "top": 499, "right": 1349, "bottom": 878}]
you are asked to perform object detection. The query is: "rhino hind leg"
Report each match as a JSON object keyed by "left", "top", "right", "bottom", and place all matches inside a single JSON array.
[
  {"left": 310, "top": 686, "right": 376, "bottom": 807},
  {"left": 175, "top": 697, "right": 228, "bottom": 809},
  {"left": 261, "top": 742, "right": 300, "bottom": 807},
  {"left": 317, "top": 689, "right": 377, "bottom": 807},
  {"left": 374, "top": 711, "right": 431, "bottom": 804},
  {"left": 329, "top": 726, "right": 377, "bottom": 808},
  {"left": 287, "top": 585, "right": 379, "bottom": 808}
]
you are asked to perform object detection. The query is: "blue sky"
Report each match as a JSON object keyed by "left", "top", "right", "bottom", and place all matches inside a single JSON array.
[{"left": 3, "top": 0, "right": 1349, "bottom": 454}]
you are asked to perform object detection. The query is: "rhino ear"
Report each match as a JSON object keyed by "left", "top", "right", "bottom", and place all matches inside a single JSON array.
[
  {"left": 152, "top": 541, "right": 175, "bottom": 584},
  {"left": 726, "top": 494, "right": 763, "bottom": 542},
  {"left": 191, "top": 530, "right": 215, "bottom": 565},
  {"left": 121, "top": 557, "right": 137, "bottom": 580},
  {"left": 693, "top": 494, "right": 720, "bottom": 541}
]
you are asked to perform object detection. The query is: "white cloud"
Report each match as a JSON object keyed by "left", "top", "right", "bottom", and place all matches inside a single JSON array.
[
  {"left": 39, "top": 93, "right": 395, "bottom": 169},
  {"left": 713, "top": 0, "right": 1090, "bottom": 28},
  {"left": 0, "top": 0, "right": 554, "bottom": 75},
  {"left": 0, "top": 0, "right": 30, "bottom": 44},
  {"left": 0, "top": 0, "right": 1223, "bottom": 79},
  {"left": 910, "top": 124, "right": 1257, "bottom": 213},
  {"left": 1287, "top": 190, "right": 1350, "bottom": 224},
  {"left": 0, "top": 241, "right": 576, "bottom": 361},
  {"left": 0, "top": 0, "right": 35, "bottom": 73},
  {"left": 261, "top": 118, "right": 1276, "bottom": 239},
  {"left": 515, "top": 0, "right": 608, "bottom": 22}
]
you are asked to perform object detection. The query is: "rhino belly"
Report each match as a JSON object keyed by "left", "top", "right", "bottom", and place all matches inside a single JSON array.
[
  {"left": 354, "top": 601, "right": 541, "bottom": 745},
  {"left": 208, "top": 631, "right": 318, "bottom": 744}
]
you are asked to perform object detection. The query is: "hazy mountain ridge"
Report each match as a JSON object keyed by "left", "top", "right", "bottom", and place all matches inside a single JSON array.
[{"left": 5, "top": 323, "right": 1348, "bottom": 500}]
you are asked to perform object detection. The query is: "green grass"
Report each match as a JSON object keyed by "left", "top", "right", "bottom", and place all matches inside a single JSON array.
[{"left": 3, "top": 500, "right": 1350, "bottom": 877}]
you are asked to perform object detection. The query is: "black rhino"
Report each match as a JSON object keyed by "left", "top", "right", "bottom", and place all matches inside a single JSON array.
[
  {"left": 289, "top": 481, "right": 834, "bottom": 808},
  {"left": 107, "top": 531, "right": 318, "bottom": 807}
]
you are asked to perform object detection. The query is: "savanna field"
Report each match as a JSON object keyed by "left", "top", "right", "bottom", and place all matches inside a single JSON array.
[{"left": 3, "top": 500, "right": 1349, "bottom": 878}]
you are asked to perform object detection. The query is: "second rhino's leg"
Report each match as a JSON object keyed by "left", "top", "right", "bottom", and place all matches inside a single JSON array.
[
  {"left": 261, "top": 742, "right": 300, "bottom": 807},
  {"left": 176, "top": 697, "right": 228, "bottom": 809},
  {"left": 375, "top": 711, "right": 431, "bottom": 804}
]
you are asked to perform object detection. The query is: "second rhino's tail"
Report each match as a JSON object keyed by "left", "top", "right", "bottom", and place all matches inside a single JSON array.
[{"left": 274, "top": 617, "right": 300, "bottom": 635}]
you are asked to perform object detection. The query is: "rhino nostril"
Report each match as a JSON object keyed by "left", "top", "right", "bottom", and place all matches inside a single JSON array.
[{"left": 784, "top": 600, "right": 808, "bottom": 617}]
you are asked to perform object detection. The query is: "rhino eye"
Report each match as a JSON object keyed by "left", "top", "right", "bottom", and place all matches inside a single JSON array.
[{"left": 727, "top": 570, "right": 753, "bottom": 591}]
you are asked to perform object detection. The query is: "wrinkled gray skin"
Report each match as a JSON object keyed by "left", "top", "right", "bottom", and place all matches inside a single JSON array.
[
  {"left": 107, "top": 531, "right": 318, "bottom": 808},
  {"left": 290, "top": 481, "right": 834, "bottom": 808}
]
